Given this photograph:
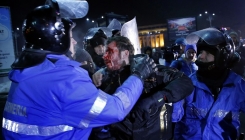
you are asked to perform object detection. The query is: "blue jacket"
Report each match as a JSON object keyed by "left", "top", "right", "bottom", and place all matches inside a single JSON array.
[
  {"left": 172, "top": 71, "right": 245, "bottom": 140},
  {"left": 3, "top": 54, "right": 143, "bottom": 140},
  {"left": 170, "top": 57, "right": 198, "bottom": 76}
]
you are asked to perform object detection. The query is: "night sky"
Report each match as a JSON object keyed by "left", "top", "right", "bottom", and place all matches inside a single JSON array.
[{"left": 1, "top": 0, "right": 245, "bottom": 46}]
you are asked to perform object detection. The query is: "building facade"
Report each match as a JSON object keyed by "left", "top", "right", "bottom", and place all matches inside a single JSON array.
[{"left": 138, "top": 24, "right": 168, "bottom": 49}]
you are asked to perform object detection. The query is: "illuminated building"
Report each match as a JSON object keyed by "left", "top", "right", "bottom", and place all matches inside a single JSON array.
[{"left": 138, "top": 24, "right": 167, "bottom": 48}]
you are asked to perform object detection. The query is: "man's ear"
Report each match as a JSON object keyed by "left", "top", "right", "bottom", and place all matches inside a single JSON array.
[{"left": 122, "top": 50, "right": 129, "bottom": 59}]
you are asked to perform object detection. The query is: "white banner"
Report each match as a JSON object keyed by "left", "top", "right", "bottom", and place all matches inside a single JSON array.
[{"left": 0, "top": 7, "right": 15, "bottom": 75}]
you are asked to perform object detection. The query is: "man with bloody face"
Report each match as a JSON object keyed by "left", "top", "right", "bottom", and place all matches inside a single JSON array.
[
  {"left": 103, "top": 37, "right": 134, "bottom": 72},
  {"left": 89, "top": 36, "right": 194, "bottom": 140}
]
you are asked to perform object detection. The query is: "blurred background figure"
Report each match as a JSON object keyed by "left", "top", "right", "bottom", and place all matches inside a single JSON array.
[
  {"left": 174, "top": 38, "right": 187, "bottom": 58},
  {"left": 74, "top": 47, "right": 95, "bottom": 78},
  {"left": 143, "top": 46, "right": 153, "bottom": 58},
  {"left": 229, "top": 31, "right": 245, "bottom": 78},
  {"left": 229, "top": 32, "right": 242, "bottom": 48},
  {"left": 170, "top": 44, "right": 198, "bottom": 76},
  {"left": 84, "top": 28, "right": 109, "bottom": 71},
  {"left": 160, "top": 46, "right": 176, "bottom": 66}
]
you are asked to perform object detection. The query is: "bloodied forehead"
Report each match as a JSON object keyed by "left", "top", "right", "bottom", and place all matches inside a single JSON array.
[{"left": 106, "top": 41, "right": 119, "bottom": 53}]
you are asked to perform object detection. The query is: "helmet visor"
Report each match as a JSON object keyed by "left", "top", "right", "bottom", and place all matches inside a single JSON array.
[
  {"left": 186, "top": 27, "right": 226, "bottom": 46},
  {"left": 46, "top": 0, "right": 89, "bottom": 19}
]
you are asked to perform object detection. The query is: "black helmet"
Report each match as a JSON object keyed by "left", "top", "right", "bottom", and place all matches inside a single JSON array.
[
  {"left": 112, "top": 29, "right": 121, "bottom": 37},
  {"left": 187, "top": 27, "right": 239, "bottom": 69},
  {"left": 83, "top": 27, "right": 110, "bottom": 49},
  {"left": 12, "top": 0, "right": 75, "bottom": 69}
]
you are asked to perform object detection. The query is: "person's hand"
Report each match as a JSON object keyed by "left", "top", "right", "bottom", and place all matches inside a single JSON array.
[
  {"left": 92, "top": 69, "right": 104, "bottom": 87},
  {"left": 130, "top": 54, "right": 157, "bottom": 82}
]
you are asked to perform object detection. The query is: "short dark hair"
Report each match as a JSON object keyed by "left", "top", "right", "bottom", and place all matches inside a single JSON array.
[{"left": 106, "top": 36, "right": 135, "bottom": 55}]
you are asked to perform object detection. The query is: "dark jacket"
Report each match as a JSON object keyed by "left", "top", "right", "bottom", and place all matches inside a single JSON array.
[{"left": 89, "top": 65, "right": 194, "bottom": 140}]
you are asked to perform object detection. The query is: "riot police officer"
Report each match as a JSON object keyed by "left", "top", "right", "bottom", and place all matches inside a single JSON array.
[
  {"left": 173, "top": 27, "right": 244, "bottom": 140},
  {"left": 84, "top": 27, "right": 112, "bottom": 71},
  {"left": 2, "top": 1, "right": 156, "bottom": 139}
]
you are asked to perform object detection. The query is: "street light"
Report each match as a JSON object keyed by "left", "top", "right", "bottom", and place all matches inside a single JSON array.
[{"left": 199, "top": 11, "right": 215, "bottom": 27}]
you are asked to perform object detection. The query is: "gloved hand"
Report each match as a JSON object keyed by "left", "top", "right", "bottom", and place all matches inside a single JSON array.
[
  {"left": 134, "top": 91, "right": 165, "bottom": 120},
  {"left": 92, "top": 68, "right": 107, "bottom": 87},
  {"left": 130, "top": 54, "right": 157, "bottom": 82}
]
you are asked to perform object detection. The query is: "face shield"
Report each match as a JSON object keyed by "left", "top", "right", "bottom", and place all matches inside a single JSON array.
[
  {"left": 84, "top": 27, "right": 112, "bottom": 40},
  {"left": 186, "top": 27, "right": 226, "bottom": 46},
  {"left": 46, "top": 0, "right": 89, "bottom": 19}
]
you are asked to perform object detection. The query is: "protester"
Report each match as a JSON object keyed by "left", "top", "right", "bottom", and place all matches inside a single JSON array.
[{"left": 91, "top": 36, "right": 194, "bottom": 140}]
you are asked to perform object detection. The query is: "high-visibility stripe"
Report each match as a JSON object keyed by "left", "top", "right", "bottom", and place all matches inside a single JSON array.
[
  {"left": 79, "top": 90, "right": 108, "bottom": 128},
  {"left": 113, "top": 91, "right": 130, "bottom": 109},
  {"left": 213, "top": 109, "right": 239, "bottom": 121},
  {"left": 2, "top": 117, "right": 73, "bottom": 136}
]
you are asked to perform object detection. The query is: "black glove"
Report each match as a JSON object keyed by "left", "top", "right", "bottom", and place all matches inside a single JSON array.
[
  {"left": 130, "top": 54, "right": 156, "bottom": 82},
  {"left": 134, "top": 91, "right": 165, "bottom": 120}
]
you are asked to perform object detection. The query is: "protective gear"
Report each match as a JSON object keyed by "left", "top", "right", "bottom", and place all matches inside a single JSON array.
[
  {"left": 90, "top": 37, "right": 107, "bottom": 48},
  {"left": 12, "top": 1, "right": 76, "bottom": 69},
  {"left": 194, "top": 28, "right": 240, "bottom": 68},
  {"left": 130, "top": 54, "right": 156, "bottom": 82},
  {"left": 84, "top": 27, "right": 111, "bottom": 49},
  {"left": 51, "top": 0, "right": 89, "bottom": 19}
]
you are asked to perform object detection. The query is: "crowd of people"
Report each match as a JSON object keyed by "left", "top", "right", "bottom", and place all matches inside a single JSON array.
[{"left": 2, "top": 0, "right": 245, "bottom": 140}]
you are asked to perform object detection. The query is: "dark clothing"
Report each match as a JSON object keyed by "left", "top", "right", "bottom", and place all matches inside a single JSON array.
[
  {"left": 232, "top": 45, "right": 245, "bottom": 78},
  {"left": 89, "top": 65, "right": 194, "bottom": 140},
  {"left": 75, "top": 48, "right": 95, "bottom": 78},
  {"left": 86, "top": 46, "right": 105, "bottom": 72}
]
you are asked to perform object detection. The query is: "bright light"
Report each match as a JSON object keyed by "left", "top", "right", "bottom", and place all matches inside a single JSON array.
[
  {"left": 101, "top": 16, "right": 104, "bottom": 18},
  {"left": 16, "top": 27, "right": 19, "bottom": 30},
  {"left": 199, "top": 14, "right": 202, "bottom": 16},
  {"left": 212, "top": 13, "right": 215, "bottom": 16},
  {"left": 205, "top": 11, "right": 208, "bottom": 14},
  {"left": 86, "top": 18, "right": 89, "bottom": 21},
  {"left": 92, "top": 20, "right": 94, "bottom": 23}
]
